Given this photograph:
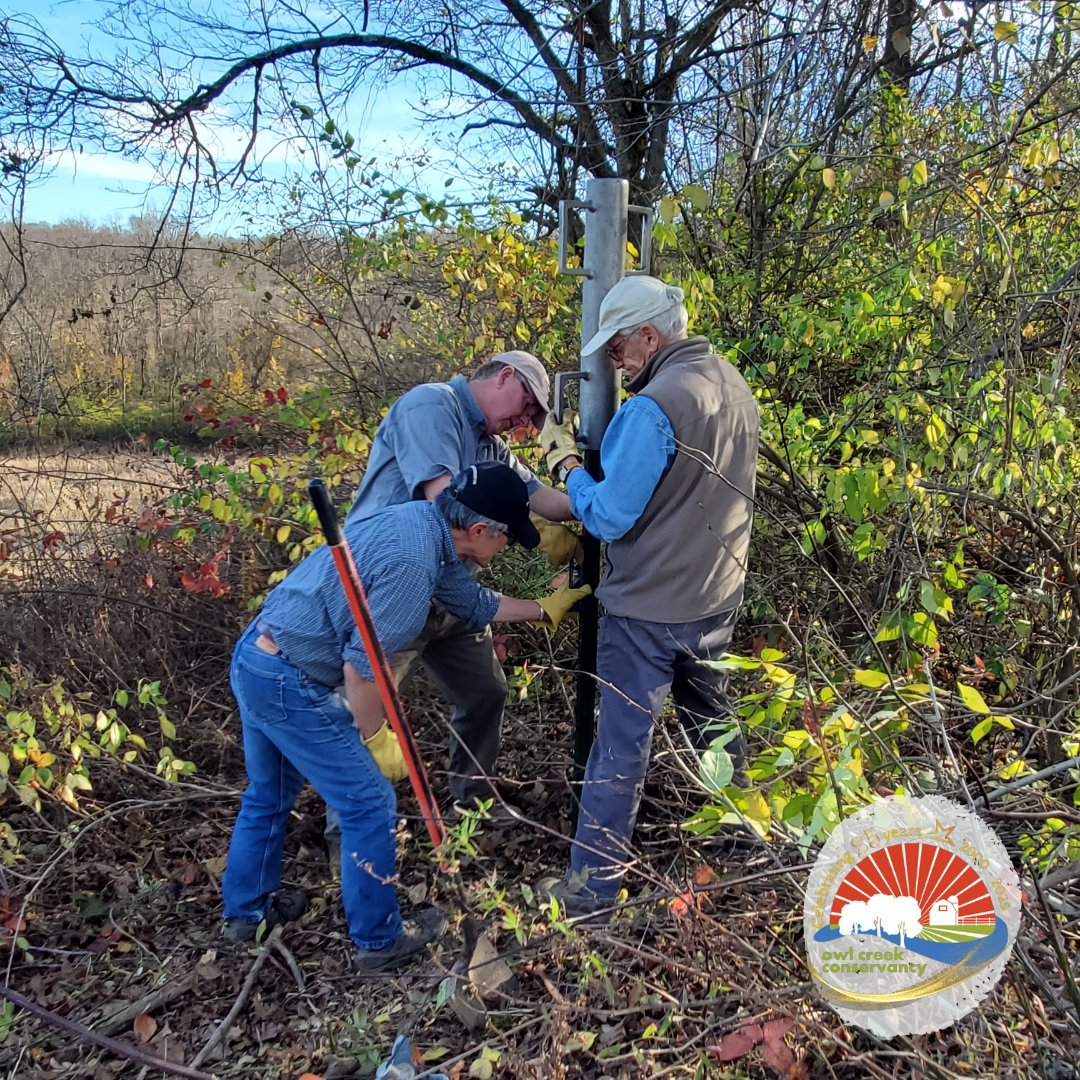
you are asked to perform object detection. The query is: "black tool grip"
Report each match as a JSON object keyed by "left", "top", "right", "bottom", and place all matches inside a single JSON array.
[{"left": 307, "top": 478, "right": 344, "bottom": 546}]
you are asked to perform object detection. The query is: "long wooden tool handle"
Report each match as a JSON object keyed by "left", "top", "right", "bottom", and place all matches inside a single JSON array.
[{"left": 308, "top": 479, "right": 447, "bottom": 852}]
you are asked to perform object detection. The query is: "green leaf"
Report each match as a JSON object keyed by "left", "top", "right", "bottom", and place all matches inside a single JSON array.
[
  {"left": 912, "top": 160, "right": 927, "bottom": 186},
  {"left": 0, "top": 681, "right": 10, "bottom": 701},
  {"left": 436, "top": 975, "right": 455, "bottom": 1010},
  {"left": 699, "top": 739, "right": 735, "bottom": 794},
  {"left": 970, "top": 717, "right": 993, "bottom": 744},
  {"left": 957, "top": 682, "right": 990, "bottom": 713},
  {"left": 920, "top": 579, "right": 954, "bottom": 620},
  {"left": 681, "top": 184, "right": 709, "bottom": 211},
  {"left": 854, "top": 669, "right": 891, "bottom": 689},
  {"left": 114, "top": 690, "right": 129, "bottom": 708}
]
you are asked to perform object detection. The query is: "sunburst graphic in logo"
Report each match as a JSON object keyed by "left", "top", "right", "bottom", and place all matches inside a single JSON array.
[{"left": 830, "top": 842, "right": 997, "bottom": 946}]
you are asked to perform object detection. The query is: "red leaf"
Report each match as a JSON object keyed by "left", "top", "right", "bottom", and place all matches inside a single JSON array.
[
  {"left": 183, "top": 413, "right": 193, "bottom": 422},
  {"left": 265, "top": 390, "right": 276, "bottom": 405},
  {"left": 752, "top": 635, "right": 767, "bottom": 658},
  {"left": 180, "top": 862, "right": 199, "bottom": 885},
  {"left": 709, "top": 1024, "right": 764, "bottom": 1062},
  {"left": 145, "top": 573, "right": 154, "bottom": 589},
  {"left": 494, "top": 643, "right": 507, "bottom": 662},
  {"left": 670, "top": 892, "right": 692, "bottom": 918},
  {"left": 761, "top": 1039, "right": 795, "bottom": 1077},
  {"left": 42, "top": 530, "right": 65, "bottom": 550},
  {"left": 802, "top": 701, "right": 820, "bottom": 735},
  {"left": 199, "top": 378, "right": 212, "bottom": 388},
  {"left": 693, "top": 862, "right": 716, "bottom": 886},
  {"left": 133, "top": 1012, "right": 157, "bottom": 1043},
  {"left": 276, "top": 387, "right": 289, "bottom": 404}
]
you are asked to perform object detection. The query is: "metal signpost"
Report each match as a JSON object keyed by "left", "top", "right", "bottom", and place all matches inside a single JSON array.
[{"left": 555, "top": 178, "right": 653, "bottom": 820}]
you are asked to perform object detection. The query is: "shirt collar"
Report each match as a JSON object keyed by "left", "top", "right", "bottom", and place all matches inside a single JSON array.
[
  {"left": 431, "top": 504, "right": 459, "bottom": 568},
  {"left": 450, "top": 374, "right": 488, "bottom": 437}
]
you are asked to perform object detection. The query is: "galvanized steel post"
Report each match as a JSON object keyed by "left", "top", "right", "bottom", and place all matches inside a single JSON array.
[{"left": 556, "top": 178, "right": 654, "bottom": 824}]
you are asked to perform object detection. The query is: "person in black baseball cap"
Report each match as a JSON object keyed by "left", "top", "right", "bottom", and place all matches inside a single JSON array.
[
  {"left": 445, "top": 460, "right": 542, "bottom": 550},
  {"left": 221, "top": 461, "right": 588, "bottom": 971}
]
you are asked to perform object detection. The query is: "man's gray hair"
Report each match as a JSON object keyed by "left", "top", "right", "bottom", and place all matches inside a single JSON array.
[
  {"left": 471, "top": 359, "right": 513, "bottom": 381},
  {"left": 623, "top": 299, "right": 689, "bottom": 343},
  {"left": 433, "top": 485, "right": 508, "bottom": 536}
]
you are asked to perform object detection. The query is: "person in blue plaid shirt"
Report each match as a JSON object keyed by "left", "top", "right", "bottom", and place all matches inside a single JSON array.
[{"left": 221, "top": 463, "right": 589, "bottom": 973}]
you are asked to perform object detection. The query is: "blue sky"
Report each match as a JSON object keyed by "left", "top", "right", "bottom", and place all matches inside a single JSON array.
[{"left": 15, "top": 1, "right": 473, "bottom": 229}]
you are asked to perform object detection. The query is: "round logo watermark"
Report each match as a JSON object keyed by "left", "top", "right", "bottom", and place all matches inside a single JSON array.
[{"left": 803, "top": 794, "right": 1021, "bottom": 1037}]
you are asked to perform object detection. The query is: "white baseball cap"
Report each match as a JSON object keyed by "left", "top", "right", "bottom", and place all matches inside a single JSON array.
[
  {"left": 581, "top": 276, "right": 686, "bottom": 357},
  {"left": 493, "top": 350, "right": 550, "bottom": 425}
]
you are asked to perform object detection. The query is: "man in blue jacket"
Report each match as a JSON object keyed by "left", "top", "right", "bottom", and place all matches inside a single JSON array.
[{"left": 222, "top": 463, "right": 588, "bottom": 970}]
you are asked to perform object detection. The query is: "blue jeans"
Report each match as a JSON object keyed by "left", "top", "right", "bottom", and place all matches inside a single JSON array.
[
  {"left": 570, "top": 609, "right": 743, "bottom": 898},
  {"left": 222, "top": 622, "right": 401, "bottom": 949}
]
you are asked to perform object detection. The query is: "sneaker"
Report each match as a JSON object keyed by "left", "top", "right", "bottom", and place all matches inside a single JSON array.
[
  {"left": 535, "top": 876, "right": 613, "bottom": 924},
  {"left": 223, "top": 889, "right": 309, "bottom": 945},
  {"left": 351, "top": 907, "right": 448, "bottom": 974}
]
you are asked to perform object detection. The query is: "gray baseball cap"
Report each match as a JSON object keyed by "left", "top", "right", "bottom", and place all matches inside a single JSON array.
[{"left": 493, "top": 350, "right": 550, "bottom": 425}]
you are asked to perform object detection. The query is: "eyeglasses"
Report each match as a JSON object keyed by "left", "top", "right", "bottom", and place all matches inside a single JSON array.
[{"left": 606, "top": 329, "right": 640, "bottom": 361}]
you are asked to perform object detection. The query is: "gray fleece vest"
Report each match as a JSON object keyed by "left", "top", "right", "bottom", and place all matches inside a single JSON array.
[{"left": 597, "top": 336, "right": 759, "bottom": 623}]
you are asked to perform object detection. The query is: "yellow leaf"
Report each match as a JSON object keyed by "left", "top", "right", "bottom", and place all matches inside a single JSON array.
[
  {"left": 995, "top": 715, "right": 1016, "bottom": 730},
  {"left": 198, "top": 494, "right": 212, "bottom": 511},
  {"left": 957, "top": 682, "right": 990, "bottom": 713},
  {"left": 912, "top": 159, "right": 927, "bottom": 186},
  {"left": 744, "top": 788, "right": 770, "bottom": 822},
  {"left": 276, "top": 525, "right": 291, "bottom": 544},
  {"left": 250, "top": 463, "right": 266, "bottom": 483},
  {"left": 468, "top": 1059, "right": 493, "bottom": 1080},
  {"left": 268, "top": 483, "right": 283, "bottom": 505},
  {"left": 210, "top": 498, "right": 228, "bottom": 521},
  {"left": 854, "top": 669, "right": 891, "bottom": 689},
  {"left": 878, "top": 190, "right": 895, "bottom": 210},
  {"left": 994, "top": 20, "right": 1018, "bottom": 44},
  {"left": 658, "top": 196, "right": 679, "bottom": 224},
  {"left": 822, "top": 167, "right": 836, "bottom": 190},
  {"left": 862, "top": 35, "right": 878, "bottom": 51}
]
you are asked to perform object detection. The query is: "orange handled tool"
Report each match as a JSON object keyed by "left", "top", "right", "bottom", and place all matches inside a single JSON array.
[{"left": 308, "top": 478, "right": 447, "bottom": 853}]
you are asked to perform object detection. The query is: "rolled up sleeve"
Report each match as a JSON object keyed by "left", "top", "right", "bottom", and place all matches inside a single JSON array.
[
  {"left": 392, "top": 400, "right": 468, "bottom": 499},
  {"left": 567, "top": 396, "right": 675, "bottom": 542},
  {"left": 434, "top": 561, "right": 501, "bottom": 628}
]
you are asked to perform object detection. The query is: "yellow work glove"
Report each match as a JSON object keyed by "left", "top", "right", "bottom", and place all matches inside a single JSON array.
[
  {"left": 539, "top": 411, "right": 580, "bottom": 476},
  {"left": 362, "top": 722, "right": 409, "bottom": 782},
  {"left": 530, "top": 514, "right": 584, "bottom": 569},
  {"left": 535, "top": 584, "right": 592, "bottom": 631}
]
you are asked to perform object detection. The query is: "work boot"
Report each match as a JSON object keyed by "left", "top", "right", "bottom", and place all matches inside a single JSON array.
[
  {"left": 222, "top": 889, "right": 309, "bottom": 945},
  {"left": 351, "top": 907, "right": 448, "bottom": 974},
  {"left": 535, "top": 876, "right": 613, "bottom": 924}
]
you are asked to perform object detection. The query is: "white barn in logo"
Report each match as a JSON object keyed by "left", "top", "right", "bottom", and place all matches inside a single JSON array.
[{"left": 930, "top": 895, "right": 959, "bottom": 923}]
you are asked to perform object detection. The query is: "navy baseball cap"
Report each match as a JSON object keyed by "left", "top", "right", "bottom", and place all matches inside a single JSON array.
[{"left": 451, "top": 462, "right": 541, "bottom": 548}]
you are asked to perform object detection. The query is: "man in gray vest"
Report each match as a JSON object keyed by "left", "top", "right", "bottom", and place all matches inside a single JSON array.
[{"left": 537, "top": 277, "right": 759, "bottom": 918}]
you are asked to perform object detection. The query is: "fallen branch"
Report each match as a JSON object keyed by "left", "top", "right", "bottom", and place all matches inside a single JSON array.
[
  {"left": 98, "top": 971, "right": 198, "bottom": 1036},
  {"left": 0, "top": 982, "right": 217, "bottom": 1080},
  {"left": 270, "top": 935, "right": 305, "bottom": 991},
  {"left": 191, "top": 925, "right": 281, "bottom": 1069}
]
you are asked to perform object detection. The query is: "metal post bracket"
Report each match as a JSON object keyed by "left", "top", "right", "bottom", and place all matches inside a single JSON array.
[
  {"left": 626, "top": 204, "right": 655, "bottom": 276},
  {"left": 557, "top": 199, "right": 594, "bottom": 277}
]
